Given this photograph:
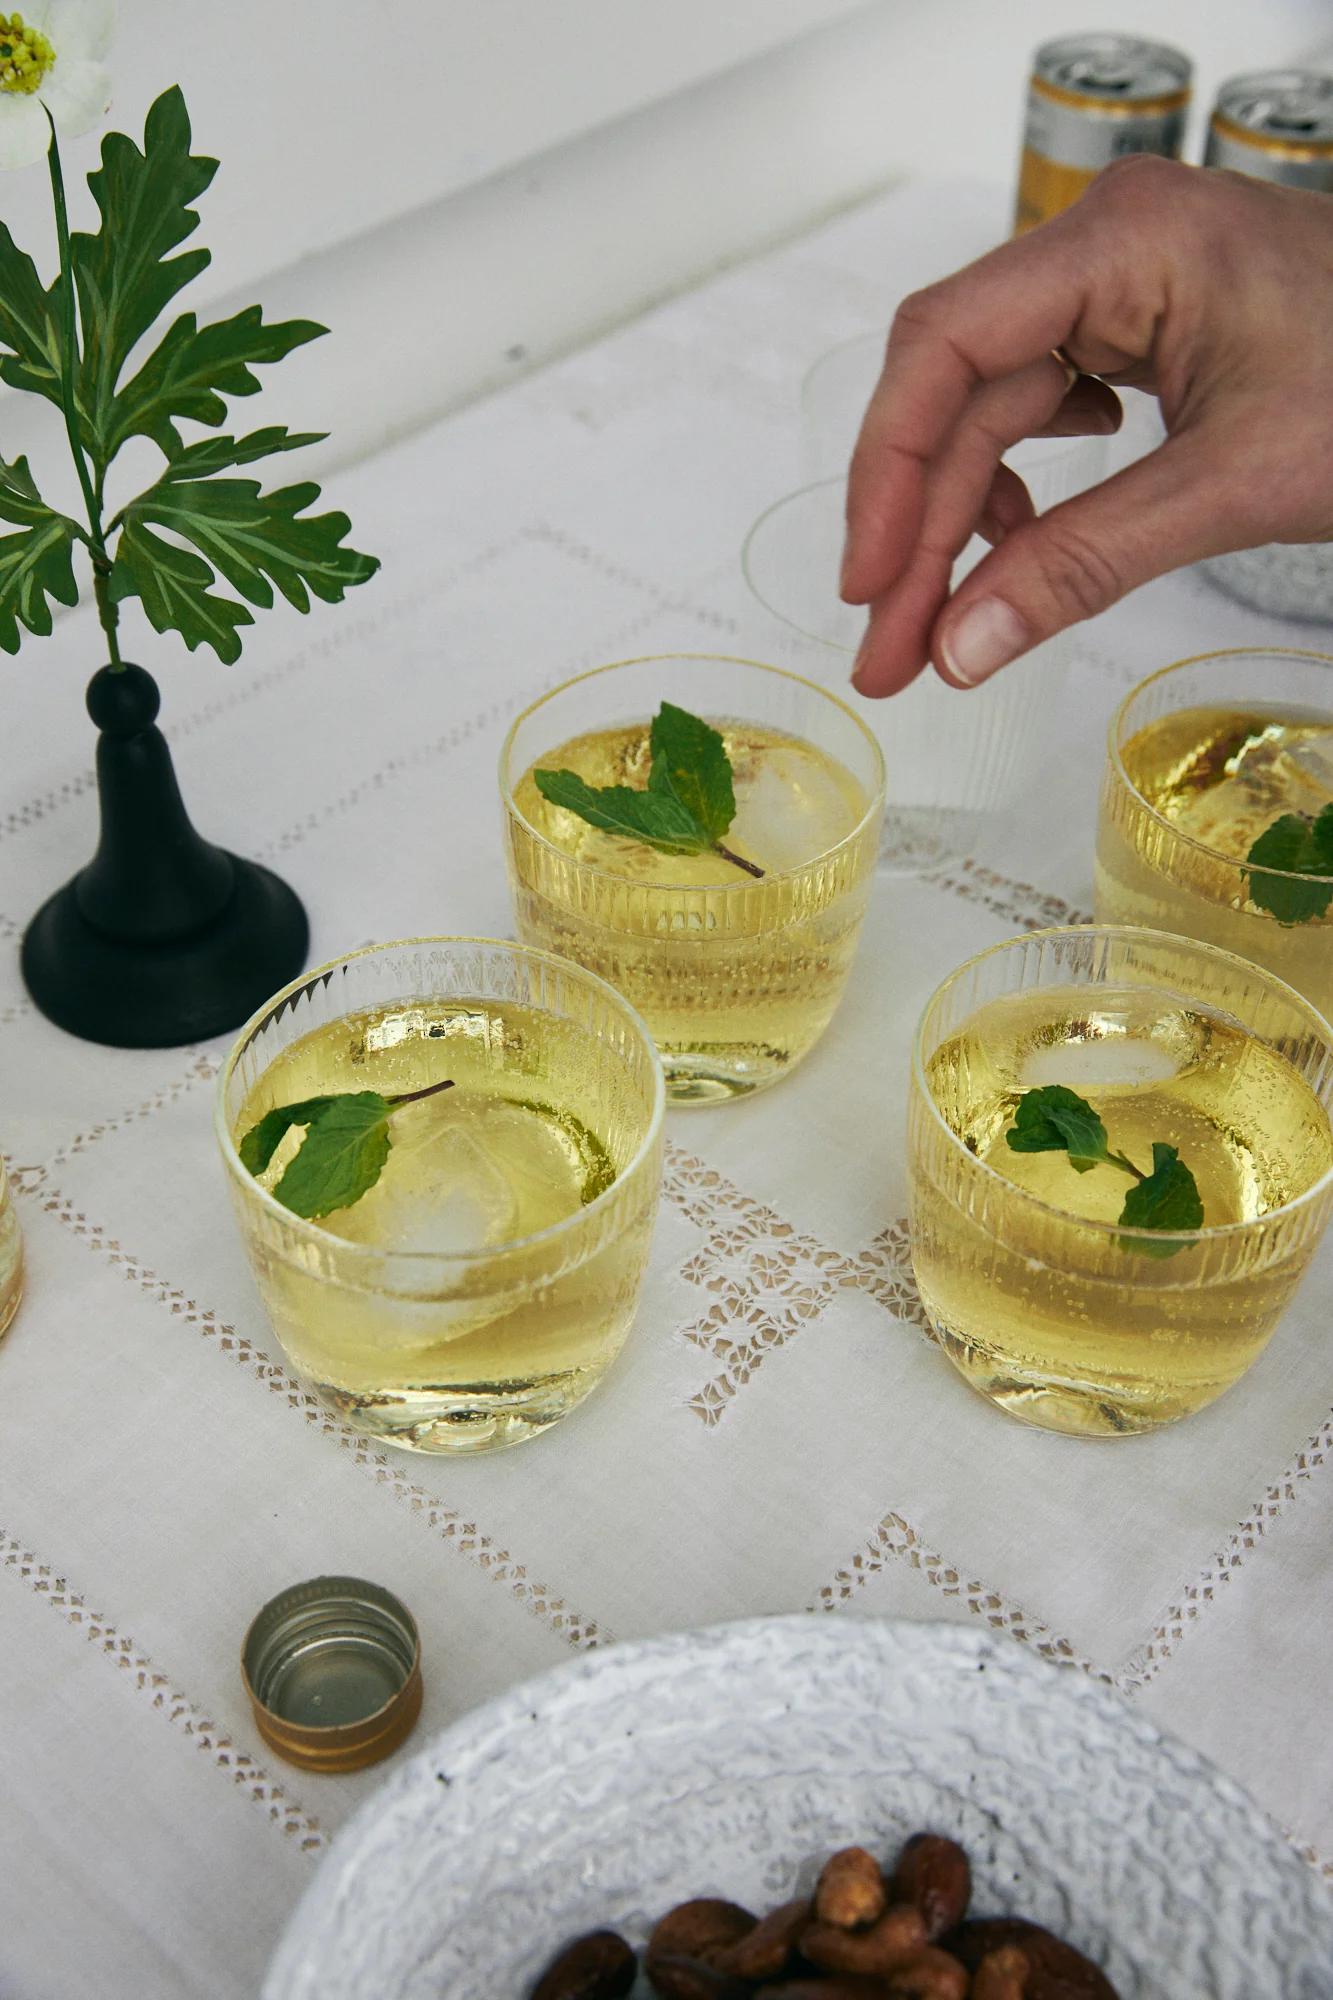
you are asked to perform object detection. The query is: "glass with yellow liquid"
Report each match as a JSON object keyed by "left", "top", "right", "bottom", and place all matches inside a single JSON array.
[
  {"left": 502, "top": 656, "right": 884, "bottom": 1104},
  {"left": 1096, "top": 648, "right": 1333, "bottom": 1021},
  {"left": 0, "top": 1159, "right": 23, "bottom": 1340},
  {"left": 909, "top": 927, "right": 1333, "bottom": 1437},
  {"left": 216, "top": 939, "right": 664, "bottom": 1454}
]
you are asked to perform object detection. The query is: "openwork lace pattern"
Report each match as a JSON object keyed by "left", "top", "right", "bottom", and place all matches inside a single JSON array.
[{"left": 0, "top": 1530, "right": 325, "bottom": 1851}]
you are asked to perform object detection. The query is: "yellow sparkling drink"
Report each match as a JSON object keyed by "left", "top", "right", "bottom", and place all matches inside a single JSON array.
[
  {"left": 1096, "top": 650, "right": 1333, "bottom": 1022},
  {"left": 502, "top": 657, "right": 884, "bottom": 1104},
  {"left": 217, "top": 940, "right": 664, "bottom": 1454},
  {"left": 909, "top": 928, "right": 1333, "bottom": 1437},
  {"left": 0, "top": 1159, "right": 22, "bottom": 1340}
]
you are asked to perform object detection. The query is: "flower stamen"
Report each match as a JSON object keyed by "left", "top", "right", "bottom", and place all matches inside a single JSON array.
[{"left": 0, "top": 13, "right": 56, "bottom": 95}]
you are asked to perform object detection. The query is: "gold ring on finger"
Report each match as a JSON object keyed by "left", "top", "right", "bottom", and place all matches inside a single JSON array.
[{"left": 1050, "top": 344, "right": 1080, "bottom": 396}]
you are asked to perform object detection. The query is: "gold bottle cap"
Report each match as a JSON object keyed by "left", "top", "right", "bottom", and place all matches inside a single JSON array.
[{"left": 241, "top": 1576, "right": 422, "bottom": 1774}]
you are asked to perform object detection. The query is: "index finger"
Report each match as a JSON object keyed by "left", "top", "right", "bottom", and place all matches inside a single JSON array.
[{"left": 841, "top": 223, "right": 1096, "bottom": 607}]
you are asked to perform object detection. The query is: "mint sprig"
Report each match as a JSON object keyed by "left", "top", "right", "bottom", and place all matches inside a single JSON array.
[
  {"left": 240, "top": 1078, "right": 454, "bottom": 1220},
  {"left": 1006, "top": 1083, "right": 1203, "bottom": 1254},
  {"left": 535, "top": 700, "right": 764, "bottom": 878},
  {"left": 1244, "top": 804, "right": 1333, "bottom": 925}
]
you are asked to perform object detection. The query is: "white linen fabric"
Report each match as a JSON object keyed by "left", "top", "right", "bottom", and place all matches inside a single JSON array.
[{"left": 0, "top": 181, "right": 1329, "bottom": 1999}]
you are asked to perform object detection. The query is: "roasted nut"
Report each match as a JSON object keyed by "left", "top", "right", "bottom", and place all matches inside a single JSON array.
[
  {"left": 531, "top": 1930, "right": 637, "bottom": 2000},
  {"left": 644, "top": 1954, "right": 744, "bottom": 2000},
  {"left": 814, "top": 1848, "right": 887, "bottom": 1929},
  {"left": 647, "top": 1900, "right": 756, "bottom": 1970},
  {"left": 802, "top": 1904, "right": 927, "bottom": 1974},
  {"left": 972, "top": 1946, "right": 1031, "bottom": 2000},
  {"left": 718, "top": 1897, "right": 813, "bottom": 1981},
  {"left": 889, "top": 1834, "right": 972, "bottom": 1942},
  {"left": 881, "top": 1947, "right": 969, "bottom": 1999},
  {"left": 945, "top": 1921, "right": 1118, "bottom": 2000}
]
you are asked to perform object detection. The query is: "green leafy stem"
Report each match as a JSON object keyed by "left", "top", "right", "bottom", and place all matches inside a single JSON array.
[
  {"left": 535, "top": 700, "right": 766, "bottom": 879},
  {"left": 0, "top": 87, "right": 377, "bottom": 666},
  {"left": 1006, "top": 1083, "right": 1204, "bottom": 1258},
  {"left": 240, "top": 1076, "right": 455, "bottom": 1221},
  {"left": 1244, "top": 803, "right": 1333, "bottom": 925}
]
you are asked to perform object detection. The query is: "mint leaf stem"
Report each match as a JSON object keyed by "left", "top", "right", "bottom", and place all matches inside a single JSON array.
[
  {"left": 388, "top": 1078, "right": 456, "bottom": 1109},
  {"left": 713, "top": 840, "right": 764, "bottom": 880}
]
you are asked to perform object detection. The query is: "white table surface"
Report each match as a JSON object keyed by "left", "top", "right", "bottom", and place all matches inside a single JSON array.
[{"left": 1, "top": 179, "right": 1330, "bottom": 2000}]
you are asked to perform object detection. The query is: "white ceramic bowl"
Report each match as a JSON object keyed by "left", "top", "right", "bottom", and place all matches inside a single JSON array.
[{"left": 267, "top": 1618, "right": 1332, "bottom": 1999}]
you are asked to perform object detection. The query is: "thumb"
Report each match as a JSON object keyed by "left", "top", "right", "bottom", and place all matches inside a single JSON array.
[{"left": 929, "top": 429, "right": 1240, "bottom": 688}]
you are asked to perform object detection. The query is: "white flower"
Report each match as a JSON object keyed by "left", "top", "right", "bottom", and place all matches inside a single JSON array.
[{"left": 0, "top": 0, "right": 113, "bottom": 170}]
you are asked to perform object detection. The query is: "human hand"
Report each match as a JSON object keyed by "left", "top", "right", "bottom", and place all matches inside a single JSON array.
[{"left": 842, "top": 157, "right": 1333, "bottom": 695}]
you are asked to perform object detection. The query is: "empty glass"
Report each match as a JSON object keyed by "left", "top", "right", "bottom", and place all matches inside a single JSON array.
[{"left": 745, "top": 330, "right": 1110, "bottom": 872}]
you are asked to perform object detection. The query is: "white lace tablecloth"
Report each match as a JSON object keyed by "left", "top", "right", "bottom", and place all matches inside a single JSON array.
[{"left": 2, "top": 181, "right": 1330, "bottom": 2000}]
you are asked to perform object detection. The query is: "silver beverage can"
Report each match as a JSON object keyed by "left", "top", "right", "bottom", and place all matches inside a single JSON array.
[
  {"left": 1205, "top": 70, "right": 1333, "bottom": 192},
  {"left": 1201, "top": 71, "right": 1333, "bottom": 619},
  {"left": 1015, "top": 34, "right": 1192, "bottom": 234}
]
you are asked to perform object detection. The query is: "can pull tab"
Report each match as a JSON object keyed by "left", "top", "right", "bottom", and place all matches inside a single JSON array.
[{"left": 1268, "top": 102, "right": 1320, "bottom": 134}]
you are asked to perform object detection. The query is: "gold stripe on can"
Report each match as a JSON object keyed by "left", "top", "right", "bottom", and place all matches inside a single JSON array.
[{"left": 1205, "top": 72, "right": 1333, "bottom": 192}]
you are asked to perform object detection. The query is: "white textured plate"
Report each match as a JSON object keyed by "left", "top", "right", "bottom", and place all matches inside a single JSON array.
[{"left": 267, "top": 1618, "right": 1332, "bottom": 1999}]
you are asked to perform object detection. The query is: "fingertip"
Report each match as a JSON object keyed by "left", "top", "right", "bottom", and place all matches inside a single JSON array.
[
  {"left": 935, "top": 593, "right": 1031, "bottom": 687},
  {"left": 849, "top": 619, "right": 928, "bottom": 699}
]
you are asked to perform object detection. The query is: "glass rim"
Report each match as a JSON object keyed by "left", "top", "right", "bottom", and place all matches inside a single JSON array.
[
  {"left": 800, "top": 331, "right": 1143, "bottom": 473},
  {"left": 1107, "top": 644, "right": 1333, "bottom": 887},
  {"left": 800, "top": 328, "right": 887, "bottom": 401},
  {"left": 498, "top": 652, "right": 887, "bottom": 893},
  {"left": 742, "top": 480, "right": 857, "bottom": 654},
  {"left": 911, "top": 922, "right": 1333, "bottom": 1247},
  {"left": 214, "top": 934, "right": 666, "bottom": 1265}
]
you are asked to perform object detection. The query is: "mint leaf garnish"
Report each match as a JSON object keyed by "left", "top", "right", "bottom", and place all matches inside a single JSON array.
[
  {"left": 534, "top": 702, "right": 764, "bottom": 878},
  {"left": 1119, "top": 1141, "right": 1205, "bottom": 1256},
  {"left": 240, "top": 1078, "right": 454, "bottom": 1220},
  {"left": 1245, "top": 804, "right": 1333, "bottom": 924},
  {"left": 648, "top": 701, "right": 736, "bottom": 841},
  {"left": 238, "top": 1095, "right": 342, "bottom": 1175},
  {"left": 1006, "top": 1084, "right": 1110, "bottom": 1174},
  {"left": 271, "top": 1091, "right": 393, "bottom": 1219},
  {"left": 1005, "top": 1085, "right": 1203, "bottom": 1254},
  {"left": 533, "top": 769, "right": 709, "bottom": 855}
]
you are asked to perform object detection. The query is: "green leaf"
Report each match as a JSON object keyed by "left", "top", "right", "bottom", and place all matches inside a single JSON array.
[
  {"left": 534, "top": 768, "right": 710, "bottom": 854},
  {"left": 648, "top": 701, "right": 736, "bottom": 841},
  {"left": 104, "top": 306, "right": 326, "bottom": 458},
  {"left": 0, "top": 221, "right": 66, "bottom": 416},
  {"left": 270, "top": 1092, "right": 394, "bottom": 1220},
  {"left": 0, "top": 456, "right": 82, "bottom": 655},
  {"left": 1119, "top": 1142, "right": 1204, "bottom": 1257},
  {"left": 1006, "top": 1085, "right": 1110, "bottom": 1173},
  {"left": 117, "top": 473, "right": 379, "bottom": 615},
  {"left": 109, "top": 517, "right": 252, "bottom": 664},
  {"left": 1246, "top": 808, "right": 1333, "bottom": 924},
  {"left": 1312, "top": 804, "right": 1333, "bottom": 870},
  {"left": 161, "top": 427, "right": 327, "bottom": 479},
  {"left": 71, "top": 86, "right": 218, "bottom": 446},
  {"left": 238, "top": 1095, "right": 346, "bottom": 1176}
]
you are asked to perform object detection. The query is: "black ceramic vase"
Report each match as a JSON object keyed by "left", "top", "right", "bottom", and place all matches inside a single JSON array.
[{"left": 21, "top": 662, "right": 309, "bottom": 1048}]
